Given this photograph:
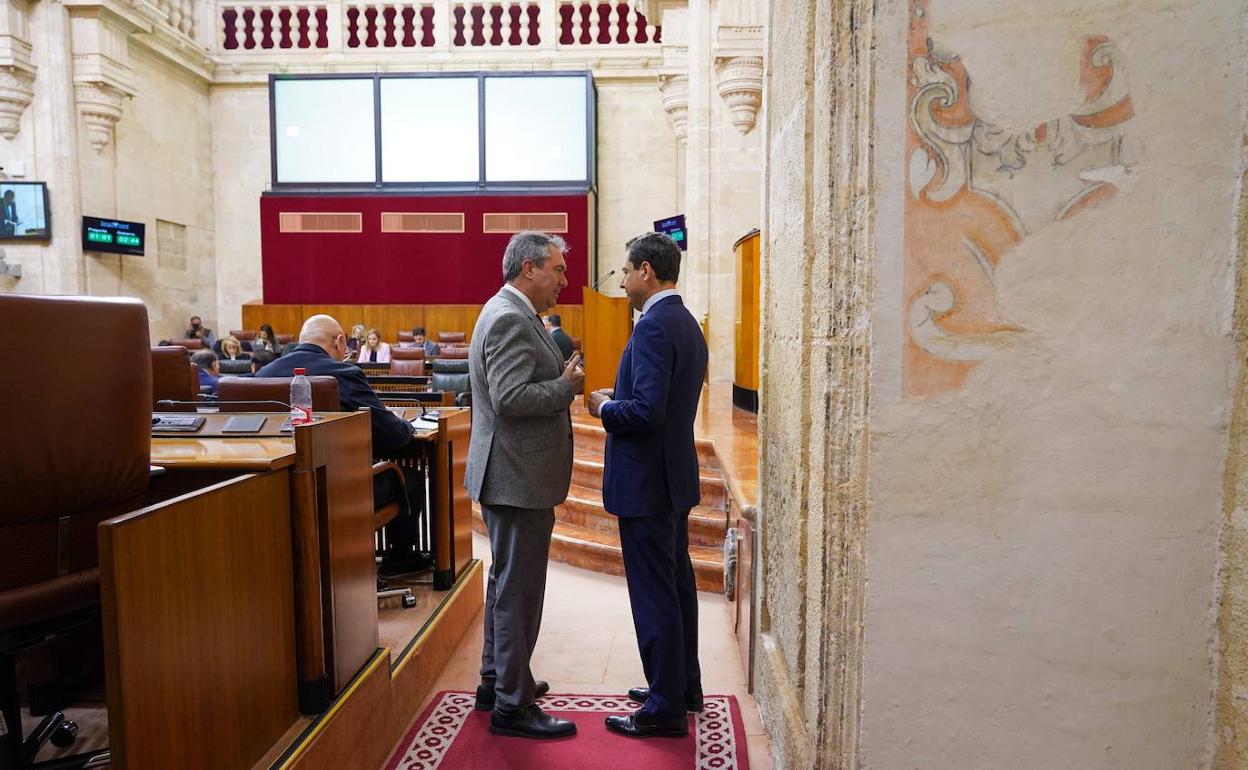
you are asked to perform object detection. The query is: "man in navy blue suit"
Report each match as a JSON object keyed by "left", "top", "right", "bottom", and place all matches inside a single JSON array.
[{"left": 588, "top": 232, "right": 708, "bottom": 738}]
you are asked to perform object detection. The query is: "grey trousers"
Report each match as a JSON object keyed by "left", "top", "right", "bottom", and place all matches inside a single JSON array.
[{"left": 478, "top": 503, "right": 556, "bottom": 710}]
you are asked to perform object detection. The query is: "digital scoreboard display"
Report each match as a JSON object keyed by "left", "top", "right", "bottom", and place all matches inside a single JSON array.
[
  {"left": 82, "top": 216, "right": 145, "bottom": 256},
  {"left": 653, "top": 214, "right": 687, "bottom": 251}
]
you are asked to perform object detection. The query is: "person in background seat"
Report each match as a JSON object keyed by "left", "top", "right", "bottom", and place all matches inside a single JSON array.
[
  {"left": 412, "top": 326, "right": 440, "bottom": 358},
  {"left": 248, "top": 349, "right": 275, "bottom": 374},
  {"left": 359, "top": 328, "right": 392, "bottom": 364},
  {"left": 185, "top": 314, "right": 216, "bottom": 350},
  {"left": 219, "top": 335, "right": 250, "bottom": 362},
  {"left": 253, "top": 324, "right": 282, "bottom": 356},
  {"left": 346, "top": 324, "right": 367, "bottom": 360},
  {"left": 191, "top": 349, "right": 220, "bottom": 395}
]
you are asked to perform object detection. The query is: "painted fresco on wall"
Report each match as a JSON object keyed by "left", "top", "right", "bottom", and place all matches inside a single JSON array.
[{"left": 903, "top": 0, "right": 1135, "bottom": 396}]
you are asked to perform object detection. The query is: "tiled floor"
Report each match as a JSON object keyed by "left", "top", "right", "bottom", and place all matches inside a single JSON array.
[{"left": 400, "top": 532, "right": 772, "bottom": 769}]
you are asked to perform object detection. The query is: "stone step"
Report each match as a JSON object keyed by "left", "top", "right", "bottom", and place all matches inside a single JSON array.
[
  {"left": 570, "top": 457, "right": 728, "bottom": 509},
  {"left": 555, "top": 485, "right": 727, "bottom": 548},
  {"left": 572, "top": 422, "right": 720, "bottom": 469},
  {"left": 471, "top": 507, "right": 726, "bottom": 594}
]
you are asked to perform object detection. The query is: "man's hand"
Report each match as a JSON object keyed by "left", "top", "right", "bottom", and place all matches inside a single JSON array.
[
  {"left": 588, "top": 389, "right": 611, "bottom": 418},
  {"left": 562, "top": 352, "right": 585, "bottom": 394}
]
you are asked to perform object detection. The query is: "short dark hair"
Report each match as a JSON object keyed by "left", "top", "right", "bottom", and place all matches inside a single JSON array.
[
  {"left": 190, "top": 350, "right": 217, "bottom": 369},
  {"left": 547, "top": 314, "right": 561, "bottom": 327},
  {"left": 625, "top": 232, "right": 681, "bottom": 283},
  {"left": 412, "top": 326, "right": 426, "bottom": 336},
  {"left": 250, "top": 350, "right": 275, "bottom": 371}
]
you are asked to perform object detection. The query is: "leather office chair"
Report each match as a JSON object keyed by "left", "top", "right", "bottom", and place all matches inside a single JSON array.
[
  {"left": 216, "top": 376, "right": 340, "bottom": 412},
  {"left": 391, "top": 359, "right": 426, "bottom": 377},
  {"left": 396, "top": 331, "right": 414, "bottom": 344},
  {"left": 436, "top": 331, "right": 466, "bottom": 344},
  {"left": 0, "top": 294, "right": 151, "bottom": 768},
  {"left": 372, "top": 462, "right": 416, "bottom": 609},
  {"left": 572, "top": 337, "right": 582, "bottom": 352},
  {"left": 437, "top": 346, "right": 469, "bottom": 360},
  {"left": 228, "top": 329, "right": 256, "bottom": 342},
  {"left": 431, "top": 359, "right": 471, "bottom": 407},
  {"left": 391, "top": 348, "right": 425, "bottom": 361},
  {"left": 151, "top": 346, "right": 199, "bottom": 412},
  {"left": 277, "top": 334, "right": 293, "bottom": 345},
  {"left": 217, "top": 359, "right": 253, "bottom": 376},
  {"left": 167, "top": 337, "right": 204, "bottom": 350}
]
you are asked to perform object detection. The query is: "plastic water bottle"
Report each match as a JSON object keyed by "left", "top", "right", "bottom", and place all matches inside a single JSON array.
[{"left": 290, "top": 368, "right": 313, "bottom": 426}]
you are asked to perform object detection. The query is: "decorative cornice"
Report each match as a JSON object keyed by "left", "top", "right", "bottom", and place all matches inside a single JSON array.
[
  {"left": 75, "top": 81, "right": 126, "bottom": 152},
  {"left": 0, "top": 66, "right": 35, "bottom": 140},
  {"left": 657, "top": 72, "right": 688, "bottom": 142},
  {"left": 714, "top": 55, "right": 762, "bottom": 134}
]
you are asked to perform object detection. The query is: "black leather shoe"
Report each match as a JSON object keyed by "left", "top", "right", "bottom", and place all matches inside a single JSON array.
[
  {"left": 626, "top": 687, "right": 704, "bottom": 712},
  {"left": 605, "top": 710, "right": 688, "bottom": 738},
  {"left": 475, "top": 680, "right": 550, "bottom": 711},
  {"left": 489, "top": 704, "right": 576, "bottom": 739}
]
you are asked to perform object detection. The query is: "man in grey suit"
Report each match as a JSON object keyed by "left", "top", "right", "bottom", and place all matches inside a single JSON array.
[{"left": 467, "top": 231, "right": 584, "bottom": 739}]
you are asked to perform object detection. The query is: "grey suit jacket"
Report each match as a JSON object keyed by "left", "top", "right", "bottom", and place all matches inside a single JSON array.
[{"left": 466, "top": 288, "right": 575, "bottom": 508}]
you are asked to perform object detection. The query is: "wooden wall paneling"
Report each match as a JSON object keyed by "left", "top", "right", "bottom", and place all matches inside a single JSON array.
[
  {"left": 733, "top": 230, "right": 761, "bottom": 392},
  {"left": 423, "top": 305, "right": 473, "bottom": 343},
  {"left": 301, "top": 305, "right": 365, "bottom": 333},
  {"left": 293, "top": 412, "right": 379, "bottom": 693},
  {"left": 549, "top": 303, "right": 584, "bottom": 342},
  {"left": 581, "top": 288, "right": 632, "bottom": 405},
  {"left": 432, "top": 409, "right": 473, "bottom": 589},
  {"left": 362, "top": 305, "right": 424, "bottom": 343},
  {"left": 244, "top": 304, "right": 306, "bottom": 337},
  {"left": 99, "top": 472, "right": 301, "bottom": 770}
]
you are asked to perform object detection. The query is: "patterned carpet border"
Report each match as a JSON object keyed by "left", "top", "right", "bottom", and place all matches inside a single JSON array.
[{"left": 385, "top": 692, "right": 749, "bottom": 770}]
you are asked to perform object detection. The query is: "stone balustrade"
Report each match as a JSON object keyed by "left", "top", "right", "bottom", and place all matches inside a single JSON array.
[{"left": 217, "top": 0, "right": 658, "bottom": 52}]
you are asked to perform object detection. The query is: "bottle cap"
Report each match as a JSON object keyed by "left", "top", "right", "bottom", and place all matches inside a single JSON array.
[{"left": 294, "top": 368, "right": 306, "bottom": 375}]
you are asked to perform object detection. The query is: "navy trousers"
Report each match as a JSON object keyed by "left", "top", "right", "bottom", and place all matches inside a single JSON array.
[{"left": 617, "top": 508, "right": 702, "bottom": 719}]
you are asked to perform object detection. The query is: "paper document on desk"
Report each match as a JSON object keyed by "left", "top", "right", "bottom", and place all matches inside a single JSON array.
[{"left": 410, "top": 417, "right": 440, "bottom": 431}]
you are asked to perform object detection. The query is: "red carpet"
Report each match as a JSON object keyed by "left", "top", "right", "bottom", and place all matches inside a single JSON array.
[{"left": 385, "top": 692, "right": 750, "bottom": 770}]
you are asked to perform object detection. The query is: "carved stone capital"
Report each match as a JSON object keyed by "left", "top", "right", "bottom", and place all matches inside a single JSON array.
[
  {"left": 75, "top": 81, "right": 126, "bottom": 153},
  {"left": 714, "top": 55, "right": 763, "bottom": 135},
  {"left": 0, "top": 66, "right": 35, "bottom": 140},
  {"left": 657, "top": 73, "right": 689, "bottom": 142}
]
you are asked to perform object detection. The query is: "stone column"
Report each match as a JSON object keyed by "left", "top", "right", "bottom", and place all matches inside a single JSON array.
[
  {"left": 681, "top": 0, "right": 711, "bottom": 338},
  {"left": 756, "top": 0, "right": 875, "bottom": 766},
  {"left": 25, "top": 0, "right": 87, "bottom": 295},
  {"left": 0, "top": 0, "right": 37, "bottom": 141}
]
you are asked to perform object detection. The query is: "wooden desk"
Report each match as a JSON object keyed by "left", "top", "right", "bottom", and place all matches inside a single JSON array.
[
  {"left": 379, "top": 407, "right": 473, "bottom": 589},
  {"left": 103, "top": 413, "right": 377, "bottom": 769}
]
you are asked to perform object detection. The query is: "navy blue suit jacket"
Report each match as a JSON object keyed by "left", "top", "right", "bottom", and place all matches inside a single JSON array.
[
  {"left": 257, "top": 342, "right": 413, "bottom": 454},
  {"left": 600, "top": 295, "right": 708, "bottom": 518}
]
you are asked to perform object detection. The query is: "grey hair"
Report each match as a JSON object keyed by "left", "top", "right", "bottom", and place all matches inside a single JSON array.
[{"left": 502, "top": 231, "right": 562, "bottom": 282}]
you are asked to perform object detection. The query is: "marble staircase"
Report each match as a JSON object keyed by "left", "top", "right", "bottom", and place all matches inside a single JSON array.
[{"left": 472, "top": 421, "right": 731, "bottom": 592}]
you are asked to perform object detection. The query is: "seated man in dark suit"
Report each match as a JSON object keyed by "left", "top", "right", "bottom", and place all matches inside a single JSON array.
[
  {"left": 258, "top": 314, "right": 427, "bottom": 573},
  {"left": 191, "top": 349, "right": 220, "bottom": 395}
]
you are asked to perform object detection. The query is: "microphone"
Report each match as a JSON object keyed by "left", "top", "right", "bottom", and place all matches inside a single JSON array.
[
  {"left": 156, "top": 399, "right": 291, "bottom": 410},
  {"left": 591, "top": 269, "right": 616, "bottom": 291}
]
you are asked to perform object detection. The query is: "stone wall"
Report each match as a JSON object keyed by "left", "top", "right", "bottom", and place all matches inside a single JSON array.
[
  {"left": 0, "top": 1, "right": 216, "bottom": 343},
  {"left": 755, "top": 0, "right": 874, "bottom": 765},
  {"left": 758, "top": 0, "right": 1248, "bottom": 767}
]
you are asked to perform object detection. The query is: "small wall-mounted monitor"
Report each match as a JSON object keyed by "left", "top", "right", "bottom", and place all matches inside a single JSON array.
[
  {"left": 0, "top": 182, "right": 51, "bottom": 240},
  {"left": 653, "top": 214, "right": 687, "bottom": 251},
  {"left": 82, "top": 216, "right": 146, "bottom": 256}
]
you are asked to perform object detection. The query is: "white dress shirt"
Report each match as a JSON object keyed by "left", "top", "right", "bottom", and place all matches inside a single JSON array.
[
  {"left": 502, "top": 282, "right": 538, "bottom": 315},
  {"left": 641, "top": 288, "right": 680, "bottom": 317}
]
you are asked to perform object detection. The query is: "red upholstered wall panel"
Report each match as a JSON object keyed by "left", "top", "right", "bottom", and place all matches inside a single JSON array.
[{"left": 260, "top": 194, "right": 590, "bottom": 305}]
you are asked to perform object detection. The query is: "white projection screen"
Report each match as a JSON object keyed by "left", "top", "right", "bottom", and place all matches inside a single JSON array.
[
  {"left": 484, "top": 76, "right": 588, "bottom": 183},
  {"left": 381, "top": 77, "right": 480, "bottom": 183},
  {"left": 274, "top": 78, "right": 376, "bottom": 183}
]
